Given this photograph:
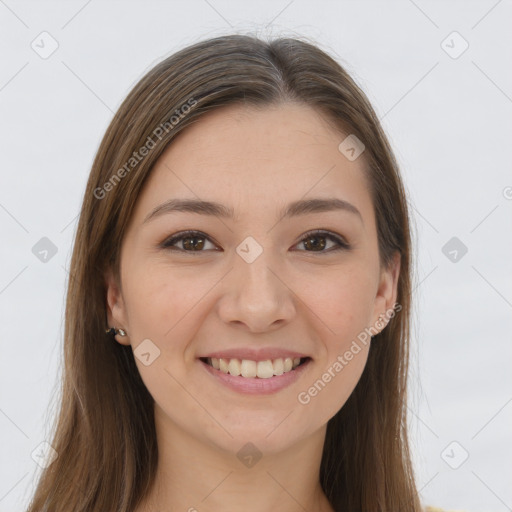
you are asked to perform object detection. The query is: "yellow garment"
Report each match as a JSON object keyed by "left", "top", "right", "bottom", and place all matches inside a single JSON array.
[{"left": 425, "top": 507, "right": 467, "bottom": 512}]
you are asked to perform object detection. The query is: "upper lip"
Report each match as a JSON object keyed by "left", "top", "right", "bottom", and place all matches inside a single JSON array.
[{"left": 198, "top": 348, "right": 310, "bottom": 362}]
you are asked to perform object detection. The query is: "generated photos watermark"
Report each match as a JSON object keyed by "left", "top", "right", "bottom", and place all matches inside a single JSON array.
[
  {"left": 94, "top": 97, "right": 197, "bottom": 200},
  {"left": 297, "top": 302, "right": 402, "bottom": 405}
]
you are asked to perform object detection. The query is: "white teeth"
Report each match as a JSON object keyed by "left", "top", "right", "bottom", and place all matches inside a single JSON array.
[
  {"left": 206, "top": 356, "right": 305, "bottom": 378},
  {"left": 240, "top": 359, "right": 257, "bottom": 378},
  {"left": 219, "top": 358, "right": 229, "bottom": 374},
  {"left": 273, "top": 358, "right": 284, "bottom": 375},
  {"left": 257, "top": 360, "right": 274, "bottom": 379},
  {"left": 228, "top": 358, "right": 241, "bottom": 376}
]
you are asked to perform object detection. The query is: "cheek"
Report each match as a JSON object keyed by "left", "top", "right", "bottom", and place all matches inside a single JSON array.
[
  {"left": 292, "top": 265, "right": 374, "bottom": 421},
  {"left": 123, "top": 262, "right": 209, "bottom": 343},
  {"left": 297, "top": 341, "right": 370, "bottom": 429},
  {"left": 297, "top": 262, "right": 377, "bottom": 338}
]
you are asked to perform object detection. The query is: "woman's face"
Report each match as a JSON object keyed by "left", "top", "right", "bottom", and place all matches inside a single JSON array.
[{"left": 106, "top": 102, "right": 399, "bottom": 456}]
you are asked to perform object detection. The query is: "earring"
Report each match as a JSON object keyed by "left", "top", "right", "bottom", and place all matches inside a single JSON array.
[{"left": 105, "top": 327, "right": 127, "bottom": 337}]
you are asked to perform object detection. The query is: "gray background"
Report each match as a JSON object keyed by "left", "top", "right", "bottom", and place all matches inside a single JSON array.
[{"left": 1, "top": 1, "right": 511, "bottom": 510}]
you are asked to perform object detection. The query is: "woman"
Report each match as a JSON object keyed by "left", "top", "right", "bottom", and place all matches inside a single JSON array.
[{"left": 27, "top": 34, "right": 425, "bottom": 511}]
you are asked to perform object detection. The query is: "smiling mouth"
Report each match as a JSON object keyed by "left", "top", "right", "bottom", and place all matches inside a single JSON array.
[{"left": 199, "top": 356, "right": 311, "bottom": 379}]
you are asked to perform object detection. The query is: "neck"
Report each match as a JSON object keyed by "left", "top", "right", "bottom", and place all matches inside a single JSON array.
[{"left": 136, "top": 404, "right": 334, "bottom": 512}]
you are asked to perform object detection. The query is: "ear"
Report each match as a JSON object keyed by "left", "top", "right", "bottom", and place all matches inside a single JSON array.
[
  {"left": 370, "top": 251, "right": 401, "bottom": 334},
  {"left": 105, "top": 268, "right": 130, "bottom": 346}
]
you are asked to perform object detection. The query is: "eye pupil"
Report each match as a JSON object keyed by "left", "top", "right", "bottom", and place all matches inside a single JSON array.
[
  {"left": 304, "top": 236, "right": 326, "bottom": 251},
  {"left": 183, "top": 236, "right": 205, "bottom": 250}
]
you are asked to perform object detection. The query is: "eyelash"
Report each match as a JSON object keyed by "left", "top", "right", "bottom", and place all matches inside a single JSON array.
[{"left": 160, "top": 229, "right": 351, "bottom": 255}]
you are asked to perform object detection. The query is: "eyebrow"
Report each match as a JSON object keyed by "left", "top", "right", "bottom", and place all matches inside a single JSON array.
[{"left": 143, "top": 197, "right": 363, "bottom": 224}]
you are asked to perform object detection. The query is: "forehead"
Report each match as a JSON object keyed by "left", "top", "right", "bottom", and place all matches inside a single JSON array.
[{"left": 132, "top": 102, "right": 374, "bottom": 226}]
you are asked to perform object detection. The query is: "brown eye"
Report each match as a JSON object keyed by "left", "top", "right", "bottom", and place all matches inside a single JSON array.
[
  {"left": 161, "top": 231, "right": 217, "bottom": 253},
  {"left": 295, "top": 230, "right": 350, "bottom": 253},
  {"left": 160, "top": 229, "right": 350, "bottom": 255}
]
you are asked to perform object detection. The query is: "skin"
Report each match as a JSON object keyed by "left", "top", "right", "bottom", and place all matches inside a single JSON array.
[{"left": 105, "top": 102, "right": 400, "bottom": 512}]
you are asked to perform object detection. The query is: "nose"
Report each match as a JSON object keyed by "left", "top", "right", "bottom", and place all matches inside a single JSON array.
[{"left": 216, "top": 249, "right": 297, "bottom": 333}]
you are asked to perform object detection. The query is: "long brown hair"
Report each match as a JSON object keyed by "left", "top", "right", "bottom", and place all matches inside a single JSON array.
[{"left": 26, "top": 33, "right": 421, "bottom": 511}]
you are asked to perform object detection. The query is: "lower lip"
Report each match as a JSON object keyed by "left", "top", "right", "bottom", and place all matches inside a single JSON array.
[{"left": 199, "top": 358, "right": 312, "bottom": 395}]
